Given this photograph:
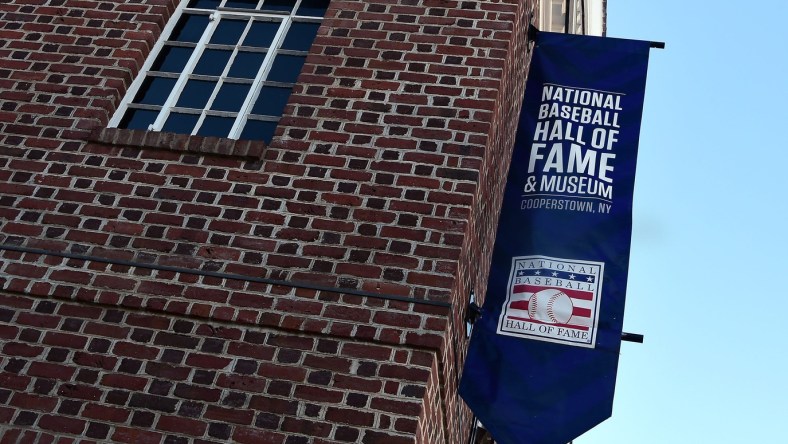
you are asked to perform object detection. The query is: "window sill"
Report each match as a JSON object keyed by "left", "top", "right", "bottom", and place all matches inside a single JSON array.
[{"left": 88, "top": 128, "right": 265, "bottom": 159}]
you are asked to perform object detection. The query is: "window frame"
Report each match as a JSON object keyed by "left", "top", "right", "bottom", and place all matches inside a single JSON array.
[{"left": 109, "top": 0, "right": 323, "bottom": 141}]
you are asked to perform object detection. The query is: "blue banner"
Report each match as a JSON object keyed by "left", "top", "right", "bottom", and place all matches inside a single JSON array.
[{"left": 460, "top": 31, "right": 652, "bottom": 444}]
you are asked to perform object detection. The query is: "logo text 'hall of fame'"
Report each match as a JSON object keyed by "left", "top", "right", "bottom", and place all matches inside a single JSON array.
[{"left": 497, "top": 255, "right": 604, "bottom": 348}]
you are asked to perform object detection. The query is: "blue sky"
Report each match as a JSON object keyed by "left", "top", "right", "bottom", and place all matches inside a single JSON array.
[{"left": 578, "top": 1, "right": 788, "bottom": 443}]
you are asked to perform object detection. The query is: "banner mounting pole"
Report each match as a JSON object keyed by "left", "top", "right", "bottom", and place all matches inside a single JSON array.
[
  {"left": 464, "top": 303, "right": 644, "bottom": 343},
  {"left": 621, "top": 332, "right": 644, "bottom": 343},
  {"left": 528, "top": 23, "right": 665, "bottom": 50}
]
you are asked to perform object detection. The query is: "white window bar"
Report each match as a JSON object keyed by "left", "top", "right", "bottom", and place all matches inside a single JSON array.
[{"left": 108, "top": 0, "right": 320, "bottom": 140}]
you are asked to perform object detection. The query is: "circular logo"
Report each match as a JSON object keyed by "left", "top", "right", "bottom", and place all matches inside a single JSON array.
[{"left": 528, "top": 289, "right": 574, "bottom": 324}]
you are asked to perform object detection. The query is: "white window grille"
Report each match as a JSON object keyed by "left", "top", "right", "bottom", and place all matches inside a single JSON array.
[{"left": 108, "top": 0, "right": 329, "bottom": 143}]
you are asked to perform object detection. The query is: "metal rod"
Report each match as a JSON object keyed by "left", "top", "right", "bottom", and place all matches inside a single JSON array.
[
  {"left": 621, "top": 332, "right": 644, "bottom": 343},
  {"left": 0, "top": 243, "right": 452, "bottom": 308},
  {"left": 527, "top": 23, "right": 664, "bottom": 50}
]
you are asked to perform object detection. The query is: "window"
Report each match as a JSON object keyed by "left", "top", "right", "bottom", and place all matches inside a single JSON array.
[
  {"left": 109, "top": 0, "right": 329, "bottom": 143},
  {"left": 537, "top": 0, "right": 603, "bottom": 36}
]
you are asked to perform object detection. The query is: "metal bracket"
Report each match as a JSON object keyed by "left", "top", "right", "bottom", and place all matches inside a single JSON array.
[
  {"left": 465, "top": 302, "right": 482, "bottom": 325},
  {"left": 463, "top": 297, "right": 642, "bottom": 343},
  {"left": 528, "top": 24, "right": 540, "bottom": 43},
  {"left": 527, "top": 22, "right": 663, "bottom": 50},
  {"left": 621, "top": 332, "right": 644, "bottom": 343}
]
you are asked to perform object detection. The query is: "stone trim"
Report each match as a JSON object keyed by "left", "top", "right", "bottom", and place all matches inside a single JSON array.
[{"left": 88, "top": 128, "right": 265, "bottom": 160}]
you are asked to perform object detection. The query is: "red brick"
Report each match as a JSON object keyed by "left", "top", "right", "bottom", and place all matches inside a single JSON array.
[
  {"left": 4, "top": 263, "right": 48, "bottom": 279},
  {"left": 373, "top": 312, "right": 422, "bottom": 328},
  {"left": 0, "top": 295, "right": 34, "bottom": 311},
  {"left": 233, "top": 427, "right": 286, "bottom": 444},
  {"left": 258, "top": 363, "right": 307, "bottom": 382},
  {"left": 227, "top": 342, "right": 276, "bottom": 360},
  {"left": 156, "top": 415, "right": 208, "bottom": 436},
  {"left": 325, "top": 407, "right": 375, "bottom": 427},
  {"left": 404, "top": 331, "right": 444, "bottom": 348},
  {"left": 362, "top": 430, "right": 413, "bottom": 443},
  {"left": 282, "top": 417, "right": 333, "bottom": 437},
  {"left": 293, "top": 385, "right": 345, "bottom": 403},
  {"left": 173, "top": 383, "right": 221, "bottom": 402},
  {"left": 57, "top": 383, "right": 102, "bottom": 401},
  {"left": 83, "top": 321, "right": 130, "bottom": 339},
  {"left": 28, "top": 362, "right": 76, "bottom": 381},
  {"left": 0, "top": 407, "right": 16, "bottom": 426},
  {"left": 333, "top": 374, "right": 382, "bottom": 393},
  {"left": 15, "top": 312, "right": 59, "bottom": 329},
  {"left": 112, "top": 341, "right": 159, "bottom": 359},
  {"left": 43, "top": 331, "right": 89, "bottom": 349},
  {"left": 100, "top": 374, "right": 148, "bottom": 391},
  {"left": 138, "top": 281, "right": 185, "bottom": 297},
  {"left": 266, "top": 334, "right": 315, "bottom": 350},
  {"left": 10, "top": 393, "right": 58, "bottom": 412},
  {"left": 204, "top": 405, "right": 255, "bottom": 425},
  {"left": 82, "top": 403, "right": 130, "bottom": 422},
  {"left": 302, "top": 355, "right": 352, "bottom": 373},
  {"left": 73, "top": 352, "right": 118, "bottom": 370},
  {"left": 3, "top": 342, "right": 45, "bottom": 358},
  {"left": 340, "top": 343, "right": 393, "bottom": 360},
  {"left": 111, "top": 427, "right": 165, "bottom": 444},
  {"left": 378, "top": 364, "right": 430, "bottom": 383},
  {"left": 182, "top": 352, "right": 231, "bottom": 370},
  {"left": 125, "top": 313, "right": 171, "bottom": 330},
  {"left": 0, "top": 372, "right": 31, "bottom": 391},
  {"left": 372, "top": 252, "right": 421, "bottom": 268},
  {"left": 370, "top": 397, "right": 422, "bottom": 416},
  {"left": 323, "top": 305, "right": 373, "bottom": 322},
  {"left": 37, "top": 414, "right": 86, "bottom": 434},
  {"left": 144, "top": 362, "right": 190, "bottom": 381}
]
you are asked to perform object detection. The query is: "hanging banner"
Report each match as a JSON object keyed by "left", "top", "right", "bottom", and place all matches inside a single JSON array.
[{"left": 459, "top": 31, "right": 652, "bottom": 444}]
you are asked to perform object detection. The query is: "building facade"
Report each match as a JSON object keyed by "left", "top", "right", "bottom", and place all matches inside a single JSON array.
[{"left": 0, "top": 0, "right": 602, "bottom": 442}]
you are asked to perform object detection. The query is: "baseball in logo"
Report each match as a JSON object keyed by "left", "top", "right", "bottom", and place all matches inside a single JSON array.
[{"left": 497, "top": 255, "right": 604, "bottom": 347}]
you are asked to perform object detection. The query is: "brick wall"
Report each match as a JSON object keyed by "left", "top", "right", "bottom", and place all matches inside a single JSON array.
[{"left": 0, "top": 0, "right": 536, "bottom": 442}]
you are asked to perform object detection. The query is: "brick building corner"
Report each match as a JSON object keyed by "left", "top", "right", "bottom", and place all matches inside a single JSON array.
[{"left": 0, "top": 0, "right": 541, "bottom": 442}]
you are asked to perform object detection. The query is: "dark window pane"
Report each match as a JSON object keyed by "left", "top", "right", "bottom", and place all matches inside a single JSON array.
[
  {"left": 194, "top": 49, "right": 232, "bottom": 76},
  {"left": 210, "top": 19, "right": 248, "bottom": 45},
  {"left": 133, "top": 77, "right": 177, "bottom": 105},
  {"left": 296, "top": 0, "right": 330, "bottom": 17},
  {"left": 152, "top": 46, "right": 194, "bottom": 73},
  {"left": 211, "top": 83, "right": 251, "bottom": 112},
  {"left": 162, "top": 112, "right": 200, "bottom": 134},
  {"left": 251, "top": 85, "right": 292, "bottom": 116},
  {"left": 267, "top": 54, "right": 305, "bottom": 83},
  {"left": 188, "top": 0, "right": 220, "bottom": 8},
  {"left": 260, "top": 0, "right": 295, "bottom": 13},
  {"left": 224, "top": 0, "right": 259, "bottom": 9},
  {"left": 281, "top": 22, "right": 320, "bottom": 51},
  {"left": 243, "top": 21, "right": 280, "bottom": 48},
  {"left": 240, "top": 119, "right": 277, "bottom": 143},
  {"left": 119, "top": 109, "right": 159, "bottom": 130},
  {"left": 176, "top": 79, "right": 215, "bottom": 108},
  {"left": 197, "top": 116, "right": 235, "bottom": 137},
  {"left": 171, "top": 14, "right": 210, "bottom": 42},
  {"left": 228, "top": 51, "right": 266, "bottom": 78}
]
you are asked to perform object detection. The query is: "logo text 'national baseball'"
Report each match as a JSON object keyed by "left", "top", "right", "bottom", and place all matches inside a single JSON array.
[{"left": 497, "top": 255, "right": 604, "bottom": 348}]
